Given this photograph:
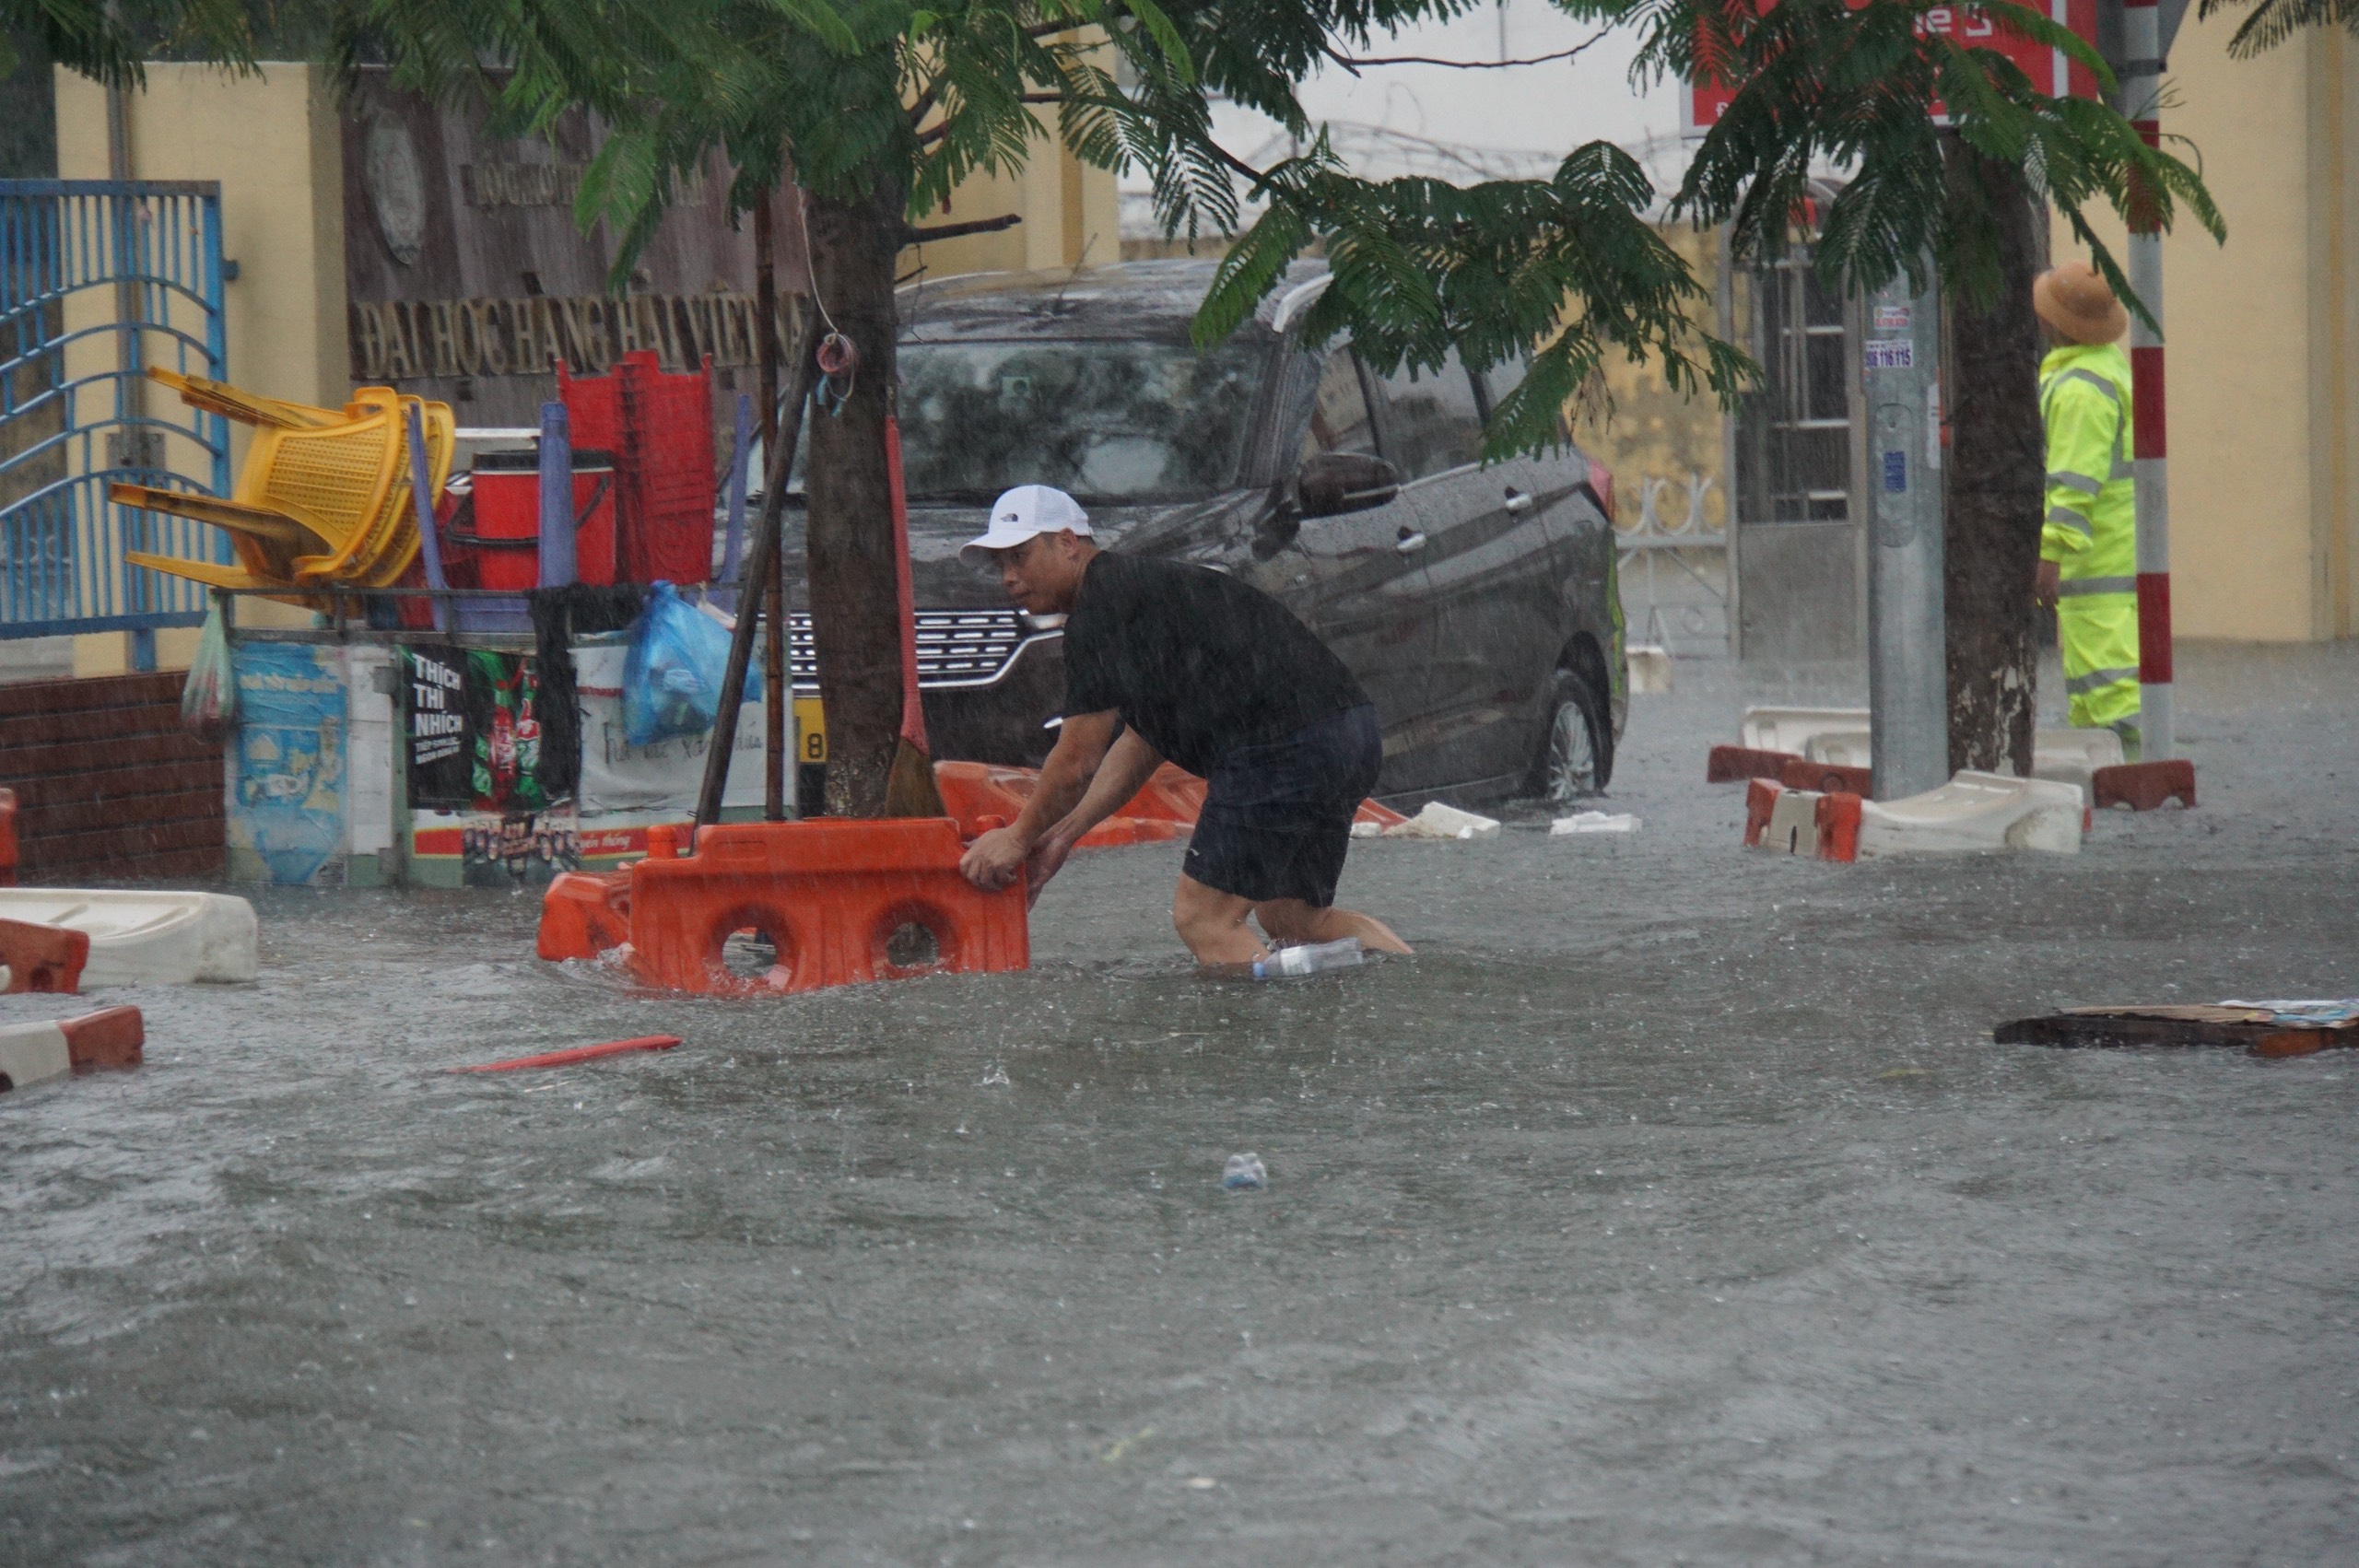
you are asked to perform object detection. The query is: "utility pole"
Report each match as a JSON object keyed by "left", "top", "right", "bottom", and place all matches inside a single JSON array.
[
  {"left": 2119, "top": 0, "right": 2180, "bottom": 761},
  {"left": 105, "top": 51, "right": 156, "bottom": 672},
  {"left": 1865, "top": 271, "right": 1949, "bottom": 800},
  {"left": 754, "top": 186, "right": 786, "bottom": 819}
]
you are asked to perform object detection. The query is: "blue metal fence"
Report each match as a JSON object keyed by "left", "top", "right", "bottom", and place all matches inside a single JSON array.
[{"left": 0, "top": 180, "right": 231, "bottom": 646}]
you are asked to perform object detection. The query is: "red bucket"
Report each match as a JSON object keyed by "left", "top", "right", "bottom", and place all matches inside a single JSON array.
[{"left": 466, "top": 448, "right": 619, "bottom": 585}]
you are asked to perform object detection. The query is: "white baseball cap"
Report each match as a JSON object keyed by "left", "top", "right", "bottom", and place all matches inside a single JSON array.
[{"left": 958, "top": 485, "right": 1092, "bottom": 566}]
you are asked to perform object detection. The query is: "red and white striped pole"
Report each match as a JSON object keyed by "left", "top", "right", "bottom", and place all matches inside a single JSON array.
[{"left": 2123, "top": 0, "right": 2174, "bottom": 761}]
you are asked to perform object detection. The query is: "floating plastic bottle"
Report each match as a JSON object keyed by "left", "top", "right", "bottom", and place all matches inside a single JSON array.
[
  {"left": 1222, "top": 1153, "right": 1266, "bottom": 1190},
  {"left": 1250, "top": 937, "right": 1363, "bottom": 980}
]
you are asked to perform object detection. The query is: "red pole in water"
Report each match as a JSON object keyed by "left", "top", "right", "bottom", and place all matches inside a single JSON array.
[
  {"left": 451, "top": 1035, "right": 683, "bottom": 1073},
  {"left": 756, "top": 189, "right": 788, "bottom": 821},
  {"left": 2124, "top": 0, "right": 2174, "bottom": 762},
  {"left": 885, "top": 410, "right": 925, "bottom": 752}
]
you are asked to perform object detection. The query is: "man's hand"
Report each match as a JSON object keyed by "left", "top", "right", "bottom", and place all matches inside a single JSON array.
[
  {"left": 957, "top": 711, "right": 1126, "bottom": 901},
  {"left": 959, "top": 825, "right": 1032, "bottom": 892},
  {"left": 2035, "top": 559, "right": 2061, "bottom": 610}
]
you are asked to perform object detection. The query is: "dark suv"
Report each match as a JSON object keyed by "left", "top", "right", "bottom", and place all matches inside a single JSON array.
[{"left": 784, "top": 259, "right": 1626, "bottom": 805}]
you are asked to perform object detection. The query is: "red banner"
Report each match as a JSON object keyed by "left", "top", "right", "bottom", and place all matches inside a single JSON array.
[{"left": 1686, "top": 0, "right": 2102, "bottom": 132}]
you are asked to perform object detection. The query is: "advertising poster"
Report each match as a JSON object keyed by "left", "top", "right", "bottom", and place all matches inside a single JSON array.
[
  {"left": 404, "top": 645, "right": 472, "bottom": 805},
  {"left": 405, "top": 646, "right": 577, "bottom": 887},
  {"left": 229, "top": 644, "right": 348, "bottom": 885},
  {"left": 404, "top": 647, "right": 563, "bottom": 812}
]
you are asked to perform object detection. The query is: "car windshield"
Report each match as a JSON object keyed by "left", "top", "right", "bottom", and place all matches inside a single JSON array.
[{"left": 894, "top": 338, "right": 1262, "bottom": 504}]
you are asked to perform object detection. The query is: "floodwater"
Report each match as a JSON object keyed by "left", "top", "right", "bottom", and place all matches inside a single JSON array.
[{"left": 6, "top": 643, "right": 2358, "bottom": 1565}]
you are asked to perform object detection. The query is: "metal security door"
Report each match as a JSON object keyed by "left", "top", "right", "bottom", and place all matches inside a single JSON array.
[
  {"left": 1731, "top": 244, "right": 1864, "bottom": 661},
  {"left": 0, "top": 181, "right": 231, "bottom": 656}
]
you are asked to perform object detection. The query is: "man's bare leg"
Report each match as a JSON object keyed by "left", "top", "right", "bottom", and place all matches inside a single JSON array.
[
  {"left": 1171, "top": 875, "right": 1268, "bottom": 965},
  {"left": 1254, "top": 898, "right": 1413, "bottom": 954}
]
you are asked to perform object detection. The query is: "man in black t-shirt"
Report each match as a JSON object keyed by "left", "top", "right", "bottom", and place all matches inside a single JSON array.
[{"left": 957, "top": 485, "right": 1411, "bottom": 965}]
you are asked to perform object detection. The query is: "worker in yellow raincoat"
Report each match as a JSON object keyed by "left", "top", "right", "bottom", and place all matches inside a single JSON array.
[{"left": 2031, "top": 260, "right": 2140, "bottom": 756}]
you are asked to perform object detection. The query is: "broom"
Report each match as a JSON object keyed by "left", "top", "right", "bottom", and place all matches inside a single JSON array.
[{"left": 881, "top": 396, "right": 947, "bottom": 818}]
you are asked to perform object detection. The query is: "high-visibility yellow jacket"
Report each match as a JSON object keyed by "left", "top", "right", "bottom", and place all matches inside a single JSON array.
[
  {"left": 2040, "top": 340, "right": 2140, "bottom": 733},
  {"left": 2039, "top": 342, "right": 2136, "bottom": 582}
]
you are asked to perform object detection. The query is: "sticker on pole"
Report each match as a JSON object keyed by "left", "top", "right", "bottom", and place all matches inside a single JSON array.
[
  {"left": 1873, "top": 305, "right": 1912, "bottom": 332},
  {"left": 1865, "top": 338, "right": 1915, "bottom": 371},
  {"left": 1882, "top": 451, "right": 1908, "bottom": 493}
]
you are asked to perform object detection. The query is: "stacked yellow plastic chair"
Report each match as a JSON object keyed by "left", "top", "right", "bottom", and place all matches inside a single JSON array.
[{"left": 116, "top": 368, "right": 453, "bottom": 609}]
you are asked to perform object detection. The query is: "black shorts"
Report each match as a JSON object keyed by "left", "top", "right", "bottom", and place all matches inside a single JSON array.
[{"left": 1182, "top": 704, "right": 1382, "bottom": 907}]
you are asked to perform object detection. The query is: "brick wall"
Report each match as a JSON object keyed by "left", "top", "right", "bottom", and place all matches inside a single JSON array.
[{"left": 0, "top": 672, "right": 224, "bottom": 879}]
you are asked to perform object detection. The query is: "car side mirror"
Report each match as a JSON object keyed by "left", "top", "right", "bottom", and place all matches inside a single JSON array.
[{"left": 1295, "top": 451, "right": 1402, "bottom": 519}]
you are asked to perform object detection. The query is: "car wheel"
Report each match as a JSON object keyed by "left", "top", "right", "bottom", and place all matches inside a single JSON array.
[{"left": 1530, "top": 666, "right": 1614, "bottom": 802}]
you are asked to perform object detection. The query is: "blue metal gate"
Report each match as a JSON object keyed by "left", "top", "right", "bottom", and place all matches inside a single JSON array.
[{"left": 0, "top": 180, "right": 231, "bottom": 646}]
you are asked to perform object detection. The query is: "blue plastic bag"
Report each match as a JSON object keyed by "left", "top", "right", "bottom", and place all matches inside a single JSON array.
[{"left": 621, "top": 581, "right": 760, "bottom": 747}]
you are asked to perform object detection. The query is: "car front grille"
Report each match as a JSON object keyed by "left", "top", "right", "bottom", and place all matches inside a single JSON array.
[{"left": 787, "top": 609, "right": 1051, "bottom": 691}]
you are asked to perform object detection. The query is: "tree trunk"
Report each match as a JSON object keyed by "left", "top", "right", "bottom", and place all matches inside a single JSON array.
[
  {"left": 803, "top": 184, "right": 905, "bottom": 817},
  {"left": 1942, "top": 141, "right": 2045, "bottom": 777}
]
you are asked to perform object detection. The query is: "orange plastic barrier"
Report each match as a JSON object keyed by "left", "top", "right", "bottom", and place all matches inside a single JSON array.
[
  {"left": 1780, "top": 755, "right": 1873, "bottom": 796},
  {"left": 616, "top": 818, "right": 1027, "bottom": 996},
  {"left": 2092, "top": 759, "right": 2196, "bottom": 812},
  {"left": 0, "top": 786, "right": 15, "bottom": 886},
  {"left": 540, "top": 761, "right": 1404, "bottom": 987},
  {"left": 933, "top": 760, "right": 1403, "bottom": 842},
  {"left": 933, "top": 762, "right": 1184, "bottom": 848},
  {"left": 1708, "top": 744, "right": 1800, "bottom": 784},
  {"left": 62, "top": 1005, "right": 144, "bottom": 1071},
  {"left": 1742, "top": 778, "right": 1781, "bottom": 847},
  {"left": 1814, "top": 791, "right": 1864, "bottom": 862},
  {"left": 0, "top": 917, "right": 89, "bottom": 994},
  {"left": 1742, "top": 778, "right": 1860, "bottom": 861},
  {"left": 537, "top": 868, "right": 635, "bottom": 963}
]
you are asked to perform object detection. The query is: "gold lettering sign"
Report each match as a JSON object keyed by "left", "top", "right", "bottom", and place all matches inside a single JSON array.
[
  {"left": 457, "top": 161, "right": 706, "bottom": 209},
  {"left": 347, "top": 293, "right": 770, "bottom": 380},
  {"left": 428, "top": 300, "right": 460, "bottom": 377},
  {"left": 460, "top": 162, "right": 582, "bottom": 209},
  {"left": 466, "top": 300, "right": 506, "bottom": 375},
  {"left": 384, "top": 301, "right": 417, "bottom": 378},
  {"left": 353, "top": 305, "right": 387, "bottom": 379}
]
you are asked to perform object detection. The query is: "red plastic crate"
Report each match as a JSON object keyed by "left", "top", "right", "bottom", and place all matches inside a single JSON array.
[{"left": 559, "top": 349, "right": 715, "bottom": 587}]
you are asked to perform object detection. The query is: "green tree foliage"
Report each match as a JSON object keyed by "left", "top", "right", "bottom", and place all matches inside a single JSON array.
[
  {"left": 29, "top": 0, "right": 2229, "bottom": 469},
  {"left": 0, "top": 0, "right": 257, "bottom": 86},
  {"left": 2199, "top": 0, "right": 2358, "bottom": 56},
  {"left": 328, "top": 0, "right": 1744, "bottom": 453},
  {"left": 1194, "top": 0, "right": 2221, "bottom": 454},
  {"left": 1648, "top": 0, "right": 2221, "bottom": 311}
]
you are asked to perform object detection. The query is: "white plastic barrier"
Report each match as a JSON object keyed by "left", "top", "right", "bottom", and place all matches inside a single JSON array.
[
  {"left": 0, "top": 890, "right": 258, "bottom": 984},
  {"left": 1801, "top": 726, "right": 2124, "bottom": 803},
  {"left": 2032, "top": 728, "right": 2125, "bottom": 802},
  {"left": 1858, "top": 771, "right": 2083, "bottom": 858},
  {"left": 1751, "top": 785, "right": 1823, "bottom": 855},
  {"left": 0, "top": 1020, "right": 71, "bottom": 1090},
  {"left": 1740, "top": 706, "right": 1869, "bottom": 756},
  {"left": 1802, "top": 729, "right": 1873, "bottom": 768}
]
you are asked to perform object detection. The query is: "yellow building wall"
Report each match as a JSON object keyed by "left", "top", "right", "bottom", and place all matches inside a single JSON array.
[
  {"left": 52, "top": 64, "right": 1118, "bottom": 675},
  {"left": 55, "top": 61, "right": 345, "bottom": 673},
  {"left": 899, "top": 125, "right": 1119, "bottom": 283},
  {"left": 2315, "top": 28, "right": 2359, "bottom": 638},
  {"left": 1573, "top": 220, "right": 1730, "bottom": 535},
  {"left": 2071, "top": 17, "right": 2359, "bottom": 641}
]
